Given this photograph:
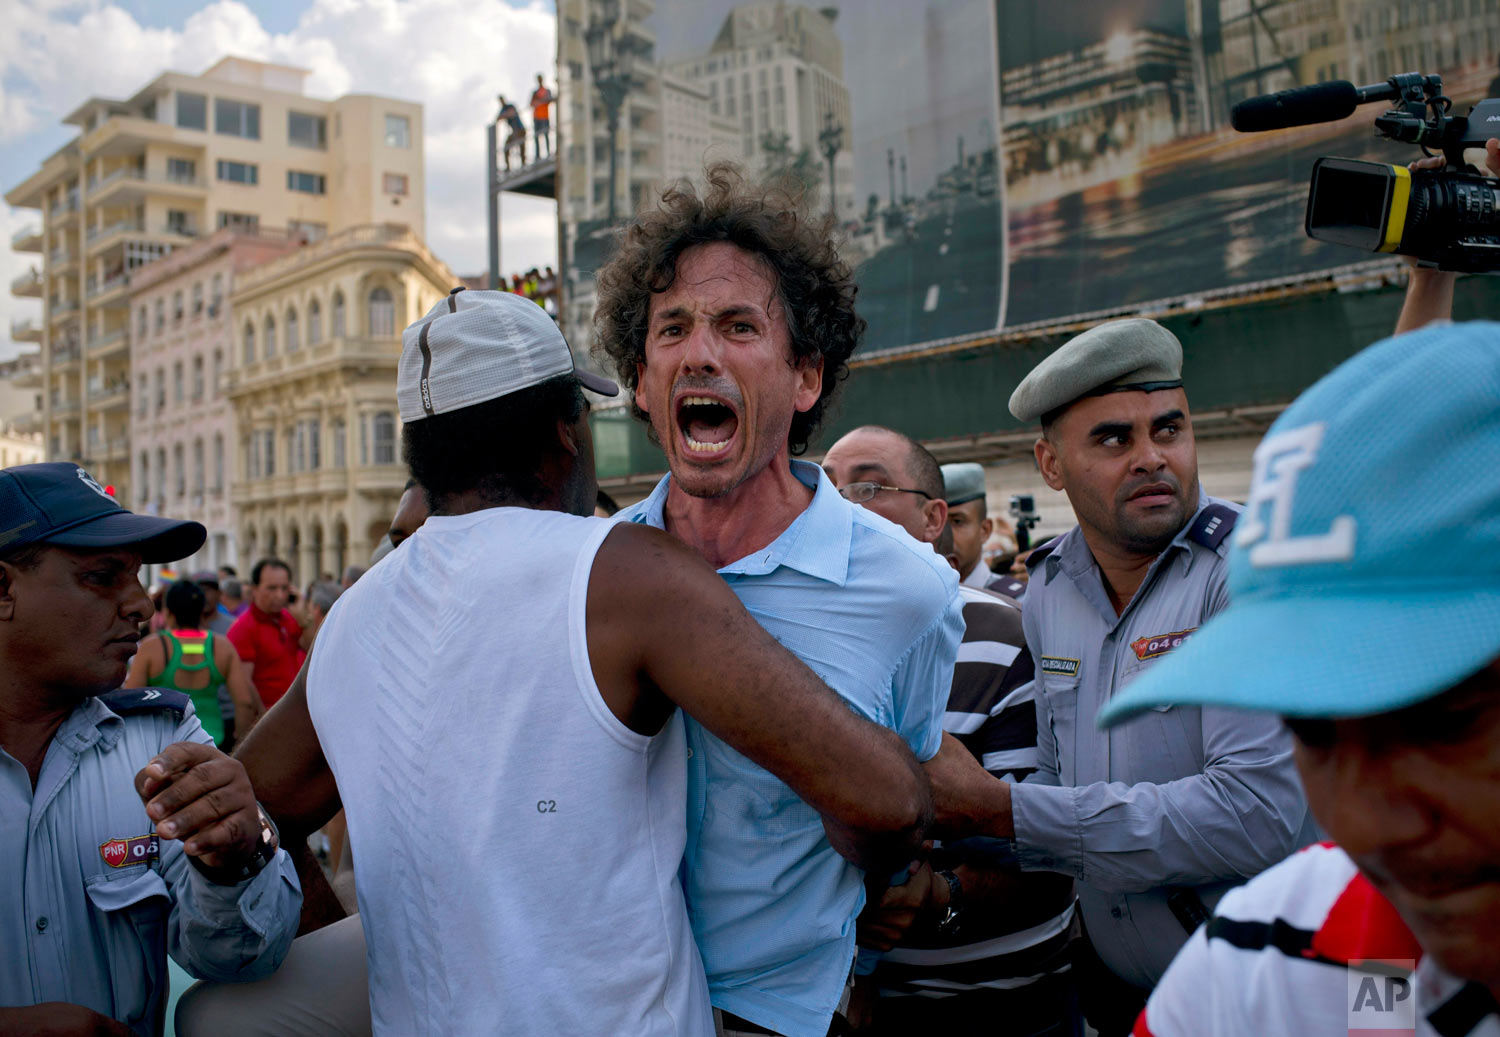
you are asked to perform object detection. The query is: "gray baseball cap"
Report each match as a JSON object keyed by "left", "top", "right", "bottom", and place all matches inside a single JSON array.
[
  {"left": 398, "top": 288, "right": 617, "bottom": 423},
  {"left": 1009, "top": 318, "right": 1183, "bottom": 424}
]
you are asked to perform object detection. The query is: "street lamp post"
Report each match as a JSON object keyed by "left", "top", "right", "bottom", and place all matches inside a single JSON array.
[
  {"left": 818, "top": 109, "right": 843, "bottom": 222},
  {"left": 584, "top": 4, "right": 636, "bottom": 226}
]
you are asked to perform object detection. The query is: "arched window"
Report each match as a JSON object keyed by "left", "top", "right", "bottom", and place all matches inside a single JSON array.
[
  {"left": 307, "top": 298, "right": 322, "bottom": 345},
  {"left": 372, "top": 410, "right": 397, "bottom": 464},
  {"left": 138, "top": 452, "right": 150, "bottom": 503},
  {"left": 331, "top": 291, "right": 346, "bottom": 338},
  {"left": 367, "top": 286, "right": 394, "bottom": 337},
  {"left": 213, "top": 433, "right": 224, "bottom": 492},
  {"left": 137, "top": 306, "right": 147, "bottom": 338},
  {"left": 243, "top": 322, "right": 256, "bottom": 364},
  {"left": 155, "top": 447, "right": 166, "bottom": 500},
  {"left": 172, "top": 290, "right": 184, "bottom": 322},
  {"left": 285, "top": 306, "right": 300, "bottom": 352},
  {"left": 263, "top": 315, "right": 276, "bottom": 359},
  {"left": 331, "top": 417, "right": 346, "bottom": 467}
]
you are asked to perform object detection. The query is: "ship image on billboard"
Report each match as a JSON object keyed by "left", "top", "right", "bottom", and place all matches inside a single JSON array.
[
  {"left": 558, "top": 0, "right": 1006, "bottom": 354},
  {"left": 997, "top": 0, "right": 1500, "bottom": 328}
]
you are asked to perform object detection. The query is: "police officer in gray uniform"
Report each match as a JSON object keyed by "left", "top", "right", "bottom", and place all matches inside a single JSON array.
[
  {"left": 0, "top": 463, "right": 301, "bottom": 1036},
  {"left": 1004, "top": 320, "right": 1317, "bottom": 1033}
]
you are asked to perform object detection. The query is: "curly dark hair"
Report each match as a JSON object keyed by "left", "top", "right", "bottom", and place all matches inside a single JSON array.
[{"left": 592, "top": 162, "right": 865, "bottom": 456}]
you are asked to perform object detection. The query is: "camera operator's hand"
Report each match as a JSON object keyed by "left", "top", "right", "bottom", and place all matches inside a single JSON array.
[{"left": 1395, "top": 139, "right": 1500, "bottom": 334}]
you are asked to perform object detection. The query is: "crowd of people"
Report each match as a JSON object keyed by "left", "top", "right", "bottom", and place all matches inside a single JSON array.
[{"left": 2, "top": 154, "right": 1499, "bottom": 1037}]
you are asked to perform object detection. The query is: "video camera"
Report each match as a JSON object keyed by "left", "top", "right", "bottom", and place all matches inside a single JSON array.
[
  {"left": 1009, "top": 493, "right": 1040, "bottom": 551},
  {"left": 1232, "top": 73, "right": 1500, "bottom": 272}
]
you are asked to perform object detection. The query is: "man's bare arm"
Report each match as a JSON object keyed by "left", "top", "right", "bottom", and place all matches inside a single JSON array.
[
  {"left": 233, "top": 654, "right": 346, "bottom": 932},
  {"left": 589, "top": 524, "right": 931, "bottom": 872}
]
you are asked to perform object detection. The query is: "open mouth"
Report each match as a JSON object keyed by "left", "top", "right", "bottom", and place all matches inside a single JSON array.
[{"left": 676, "top": 394, "right": 740, "bottom": 457}]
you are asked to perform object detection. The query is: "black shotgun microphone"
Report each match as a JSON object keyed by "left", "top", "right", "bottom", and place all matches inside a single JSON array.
[{"left": 1231, "top": 81, "right": 1361, "bottom": 132}]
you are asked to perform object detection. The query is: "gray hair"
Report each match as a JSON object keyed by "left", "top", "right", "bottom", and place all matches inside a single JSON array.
[
  {"left": 221, "top": 578, "right": 243, "bottom": 599},
  {"left": 342, "top": 564, "right": 367, "bottom": 586},
  {"left": 309, "top": 580, "right": 342, "bottom": 616}
]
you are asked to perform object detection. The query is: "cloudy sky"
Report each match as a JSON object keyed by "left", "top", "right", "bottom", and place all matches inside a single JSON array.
[{"left": 0, "top": 0, "right": 558, "bottom": 361}]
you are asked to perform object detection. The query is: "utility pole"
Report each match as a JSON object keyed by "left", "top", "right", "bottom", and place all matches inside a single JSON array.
[
  {"left": 486, "top": 116, "right": 500, "bottom": 289},
  {"left": 900, "top": 155, "right": 907, "bottom": 202},
  {"left": 887, "top": 148, "right": 896, "bottom": 208}
]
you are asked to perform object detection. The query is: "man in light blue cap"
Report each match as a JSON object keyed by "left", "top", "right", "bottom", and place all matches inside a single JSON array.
[{"left": 1103, "top": 321, "right": 1500, "bottom": 1037}]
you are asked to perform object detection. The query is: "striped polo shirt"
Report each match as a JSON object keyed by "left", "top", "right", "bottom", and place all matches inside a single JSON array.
[
  {"left": 1137, "top": 842, "right": 1500, "bottom": 1037},
  {"left": 874, "top": 585, "right": 1076, "bottom": 1001}
]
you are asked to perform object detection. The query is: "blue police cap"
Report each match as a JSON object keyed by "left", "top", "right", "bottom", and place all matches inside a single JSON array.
[{"left": 0, "top": 463, "right": 205, "bottom": 563}]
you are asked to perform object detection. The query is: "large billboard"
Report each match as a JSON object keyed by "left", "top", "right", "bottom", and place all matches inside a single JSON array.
[
  {"left": 561, "top": 0, "right": 1500, "bottom": 350},
  {"left": 998, "top": 0, "right": 1500, "bottom": 327}
]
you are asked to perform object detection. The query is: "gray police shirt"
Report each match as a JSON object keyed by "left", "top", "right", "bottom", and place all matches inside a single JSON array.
[
  {"left": 1010, "top": 495, "right": 1317, "bottom": 989},
  {"left": 1, "top": 688, "right": 301, "bottom": 1035}
]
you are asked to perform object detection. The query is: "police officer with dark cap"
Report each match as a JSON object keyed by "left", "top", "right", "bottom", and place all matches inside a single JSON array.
[
  {"left": 0, "top": 463, "right": 300, "bottom": 1035},
  {"left": 924, "top": 319, "right": 1317, "bottom": 1034}
]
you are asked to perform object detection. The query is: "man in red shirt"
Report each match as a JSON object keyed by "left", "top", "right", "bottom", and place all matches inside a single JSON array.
[{"left": 227, "top": 558, "right": 305, "bottom": 709}]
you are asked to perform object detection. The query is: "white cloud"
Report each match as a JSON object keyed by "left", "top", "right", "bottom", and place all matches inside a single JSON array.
[{"left": 1, "top": 0, "right": 558, "bottom": 358}]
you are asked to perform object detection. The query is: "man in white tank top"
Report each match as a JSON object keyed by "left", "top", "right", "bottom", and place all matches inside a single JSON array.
[{"left": 180, "top": 289, "right": 933, "bottom": 1036}]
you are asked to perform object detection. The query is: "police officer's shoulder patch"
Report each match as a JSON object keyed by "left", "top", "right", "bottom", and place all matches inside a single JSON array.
[
  {"left": 98, "top": 687, "right": 191, "bottom": 717},
  {"left": 1187, "top": 503, "right": 1238, "bottom": 554}
]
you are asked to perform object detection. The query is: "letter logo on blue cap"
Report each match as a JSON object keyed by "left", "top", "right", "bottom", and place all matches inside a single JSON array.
[
  {"left": 76, "top": 467, "right": 112, "bottom": 502},
  {"left": 1238, "top": 423, "right": 1356, "bottom": 567}
]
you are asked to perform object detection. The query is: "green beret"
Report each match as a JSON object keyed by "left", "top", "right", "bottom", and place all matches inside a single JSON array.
[
  {"left": 941, "top": 462, "right": 986, "bottom": 506},
  {"left": 1008, "top": 318, "right": 1184, "bottom": 424}
]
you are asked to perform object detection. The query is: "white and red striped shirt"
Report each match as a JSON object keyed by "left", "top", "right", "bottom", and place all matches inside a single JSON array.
[{"left": 1137, "top": 842, "right": 1500, "bottom": 1037}]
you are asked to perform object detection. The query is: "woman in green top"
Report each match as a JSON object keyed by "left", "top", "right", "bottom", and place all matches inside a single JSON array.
[{"left": 124, "top": 579, "right": 263, "bottom": 747}]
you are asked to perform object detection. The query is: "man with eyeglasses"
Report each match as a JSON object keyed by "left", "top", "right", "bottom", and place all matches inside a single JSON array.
[{"left": 822, "top": 426, "right": 1081, "bottom": 1036}]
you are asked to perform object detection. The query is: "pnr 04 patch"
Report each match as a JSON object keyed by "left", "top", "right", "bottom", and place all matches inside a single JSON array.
[
  {"left": 1039, "top": 656, "right": 1080, "bottom": 677},
  {"left": 100, "top": 834, "right": 160, "bottom": 869},
  {"left": 1130, "top": 629, "right": 1197, "bottom": 661}
]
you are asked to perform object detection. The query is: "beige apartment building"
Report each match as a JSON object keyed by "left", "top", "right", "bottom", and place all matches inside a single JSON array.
[
  {"left": 227, "top": 224, "right": 455, "bottom": 579},
  {"left": 129, "top": 228, "right": 302, "bottom": 574},
  {"left": 5, "top": 55, "right": 426, "bottom": 504}
]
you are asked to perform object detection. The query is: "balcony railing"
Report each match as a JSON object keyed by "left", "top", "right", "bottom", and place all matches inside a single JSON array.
[
  {"left": 87, "top": 380, "right": 130, "bottom": 403},
  {"left": 52, "top": 345, "right": 81, "bottom": 365},
  {"left": 86, "top": 328, "right": 128, "bottom": 353},
  {"left": 11, "top": 224, "right": 42, "bottom": 250},
  {"left": 50, "top": 246, "right": 75, "bottom": 266},
  {"left": 51, "top": 398, "right": 80, "bottom": 415},
  {"left": 88, "top": 165, "right": 204, "bottom": 195},
  {"left": 87, "top": 219, "right": 144, "bottom": 243},
  {"left": 10, "top": 318, "right": 41, "bottom": 339},
  {"left": 86, "top": 273, "right": 129, "bottom": 299},
  {"left": 11, "top": 270, "right": 42, "bottom": 294},
  {"left": 48, "top": 196, "right": 79, "bottom": 220},
  {"left": 49, "top": 299, "right": 80, "bottom": 319}
]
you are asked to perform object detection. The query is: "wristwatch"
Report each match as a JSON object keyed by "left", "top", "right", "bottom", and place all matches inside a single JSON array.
[
  {"left": 190, "top": 802, "right": 280, "bottom": 885},
  {"left": 934, "top": 869, "right": 965, "bottom": 936}
]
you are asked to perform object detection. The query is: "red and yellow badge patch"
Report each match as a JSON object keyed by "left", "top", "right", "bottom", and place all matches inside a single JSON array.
[
  {"left": 1130, "top": 628, "right": 1197, "bottom": 661},
  {"left": 99, "top": 834, "right": 160, "bottom": 869}
]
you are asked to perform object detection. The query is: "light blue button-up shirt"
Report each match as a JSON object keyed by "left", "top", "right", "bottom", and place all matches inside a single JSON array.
[
  {"left": 621, "top": 459, "right": 961, "bottom": 1037},
  {"left": 0, "top": 693, "right": 302, "bottom": 1036}
]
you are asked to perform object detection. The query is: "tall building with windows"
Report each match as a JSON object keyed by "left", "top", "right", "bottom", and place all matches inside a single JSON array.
[
  {"left": 4, "top": 55, "right": 426, "bottom": 502},
  {"left": 664, "top": 2, "right": 853, "bottom": 217},
  {"left": 128, "top": 227, "right": 302, "bottom": 575},
  {"left": 226, "top": 223, "right": 455, "bottom": 579}
]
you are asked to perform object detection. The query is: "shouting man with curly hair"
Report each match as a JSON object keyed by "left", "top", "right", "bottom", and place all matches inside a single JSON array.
[{"left": 599, "top": 165, "right": 965, "bottom": 1037}]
